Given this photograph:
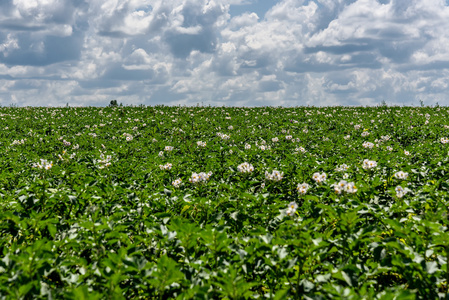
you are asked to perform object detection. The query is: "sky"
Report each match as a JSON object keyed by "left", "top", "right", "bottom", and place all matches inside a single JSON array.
[{"left": 1, "top": 0, "right": 449, "bottom": 107}]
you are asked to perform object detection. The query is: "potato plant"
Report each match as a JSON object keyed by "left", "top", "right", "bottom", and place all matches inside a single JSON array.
[{"left": 1, "top": 105, "right": 449, "bottom": 299}]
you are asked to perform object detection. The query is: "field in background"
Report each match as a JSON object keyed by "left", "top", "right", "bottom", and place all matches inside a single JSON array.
[{"left": 1, "top": 105, "right": 449, "bottom": 299}]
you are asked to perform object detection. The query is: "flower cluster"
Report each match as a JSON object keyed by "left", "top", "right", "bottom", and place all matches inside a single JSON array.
[
  {"left": 159, "top": 163, "right": 173, "bottom": 170},
  {"left": 394, "top": 171, "right": 408, "bottom": 180},
  {"left": 362, "top": 159, "right": 377, "bottom": 170},
  {"left": 217, "top": 133, "right": 230, "bottom": 140},
  {"left": 441, "top": 137, "right": 449, "bottom": 144},
  {"left": 296, "top": 183, "right": 310, "bottom": 195},
  {"left": 295, "top": 146, "right": 306, "bottom": 153},
  {"left": 237, "top": 162, "right": 254, "bottom": 173},
  {"left": 335, "top": 164, "right": 349, "bottom": 172},
  {"left": 172, "top": 178, "right": 182, "bottom": 188},
  {"left": 333, "top": 180, "right": 357, "bottom": 194},
  {"left": 96, "top": 153, "right": 112, "bottom": 169},
  {"left": 189, "top": 171, "right": 212, "bottom": 184},
  {"left": 361, "top": 131, "right": 370, "bottom": 137},
  {"left": 265, "top": 170, "right": 283, "bottom": 182},
  {"left": 164, "top": 146, "right": 174, "bottom": 151},
  {"left": 395, "top": 186, "right": 408, "bottom": 198},
  {"left": 312, "top": 172, "right": 327, "bottom": 183},
  {"left": 196, "top": 141, "right": 206, "bottom": 147},
  {"left": 11, "top": 139, "right": 26, "bottom": 145},
  {"left": 32, "top": 159, "right": 53, "bottom": 170},
  {"left": 362, "top": 141, "right": 374, "bottom": 149}
]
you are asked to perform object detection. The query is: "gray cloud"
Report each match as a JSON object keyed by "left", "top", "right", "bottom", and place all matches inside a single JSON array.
[{"left": 0, "top": 31, "right": 84, "bottom": 66}]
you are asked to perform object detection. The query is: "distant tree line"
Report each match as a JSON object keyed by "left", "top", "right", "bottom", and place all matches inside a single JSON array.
[{"left": 109, "top": 100, "right": 123, "bottom": 107}]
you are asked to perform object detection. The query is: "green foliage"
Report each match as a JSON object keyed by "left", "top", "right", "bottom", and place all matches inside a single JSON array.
[{"left": 0, "top": 105, "right": 449, "bottom": 299}]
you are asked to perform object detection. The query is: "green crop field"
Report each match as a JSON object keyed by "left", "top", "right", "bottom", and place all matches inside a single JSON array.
[{"left": 1, "top": 105, "right": 449, "bottom": 299}]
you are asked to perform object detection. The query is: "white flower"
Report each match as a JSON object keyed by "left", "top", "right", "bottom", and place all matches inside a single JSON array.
[
  {"left": 32, "top": 159, "right": 53, "bottom": 170},
  {"left": 334, "top": 185, "right": 343, "bottom": 194},
  {"left": 362, "top": 141, "right": 374, "bottom": 149},
  {"left": 441, "top": 137, "right": 449, "bottom": 144},
  {"left": 237, "top": 162, "right": 254, "bottom": 174},
  {"left": 361, "top": 131, "right": 370, "bottom": 137},
  {"left": 362, "top": 159, "right": 377, "bottom": 170},
  {"left": 333, "top": 180, "right": 346, "bottom": 194},
  {"left": 126, "top": 136, "right": 133, "bottom": 141},
  {"left": 368, "top": 160, "right": 377, "bottom": 168},
  {"left": 333, "top": 180, "right": 357, "bottom": 194},
  {"left": 295, "top": 147, "right": 306, "bottom": 153},
  {"left": 164, "top": 146, "right": 174, "bottom": 151},
  {"left": 218, "top": 133, "right": 230, "bottom": 140},
  {"left": 244, "top": 143, "right": 251, "bottom": 150},
  {"left": 189, "top": 173, "right": 199, "bottom": 184},
  {"left": 197, "top": 141, "right": 207, "bottom": 147},
  {"left": 158, "top": 151, "right": 164, "bottom": 157},
  {"left": 395, "top": 186, "right": 407, "bottom": 198},
  {"left": 394, "top": 171, "right": 408, "bottom": 180},
  {"left": 265, "top": 170, "right": 283, "bottom": 182},
  {"left": 11, "top": 139, "right": 26, "bottom": 145},
  {"left": 159, "top": 163, "right": 172, "bottom": 170},
  {"left": 172, "top": 178, "right": 182, "bottom": 188},
  {"left": 354, "top": 124, "right": 361, "bottom": 130},
  {"left": 344, "top": 182, "right": 357, "bottom": 194},
  {"left": 296, "top": 183, "right": 310, "bottom": 195},
  {"left": 335, "top": 164, "right": 349, "bottom": 172},
  {"left": 259, "top": 145, "right": 266, "bottom": 151},
  {"left": 386, "top": 146, "right": 393, "bottom": 151},
  {"left": 285, "top": 135, "right": 293, "bottom": 140},
  {"left": 272, "top": 137, "right": 279, "bottom": 142},
  {"left": 286, "top": 202, "right": 298, "bottom": 216},
  {"left": 404, "top": 150, "right": 410, "bottom": 156},
  {"left": 312, "top": 172, "right": 327, "bottom": 183},
  {"left": 189, "top": 171, "right": 212, "bottom": 184},
  {"left": 95, "top": 153, "right": 112, "bottom": 169}
]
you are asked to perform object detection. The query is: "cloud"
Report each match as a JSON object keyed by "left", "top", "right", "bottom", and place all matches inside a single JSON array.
[
  {"left": 1, "top": 0, "right": 449, "bottom": 107},
  {"left": 0, "top": 30, "right": 84, "bottom": 66}
]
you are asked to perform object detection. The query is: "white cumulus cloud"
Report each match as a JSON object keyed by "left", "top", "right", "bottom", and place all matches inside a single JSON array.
[{"left": 1, "top": 0, "right": 449, "bottom": 106}]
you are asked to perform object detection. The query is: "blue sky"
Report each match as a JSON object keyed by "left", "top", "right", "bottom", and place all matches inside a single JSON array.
[{"left": 1, "top": 0, "right": 449, "bottom": 107}]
